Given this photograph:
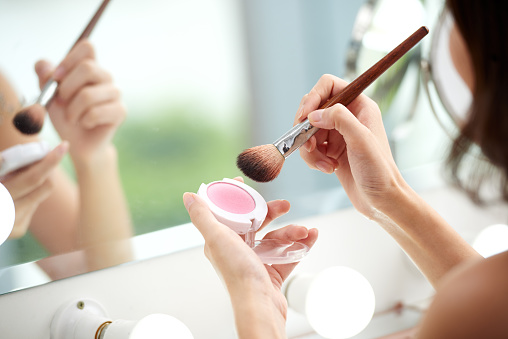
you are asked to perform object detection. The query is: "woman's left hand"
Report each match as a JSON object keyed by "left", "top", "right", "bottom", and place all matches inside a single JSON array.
[
  {"left": 183, "top": 189, "right": 318, "bottom": 338},
  {"left": 35, "top": 39, "right": 125, "bottom": 168}
]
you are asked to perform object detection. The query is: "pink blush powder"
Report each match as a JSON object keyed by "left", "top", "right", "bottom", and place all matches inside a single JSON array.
[{"left": 207, "top": 182, "right": 256, "bottom": 214}]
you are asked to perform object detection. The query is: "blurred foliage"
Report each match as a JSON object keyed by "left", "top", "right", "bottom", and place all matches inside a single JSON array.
[{"left": 115, "top": 105, "right": 248, "bottom": 236}]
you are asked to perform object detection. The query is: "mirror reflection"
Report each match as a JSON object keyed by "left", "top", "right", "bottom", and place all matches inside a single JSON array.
[
  {"left": 0, "top": 0, "right": 249, "bottom": 291},
  {"left": 0, "top": 0, "right": 452, "bottom": 297}
]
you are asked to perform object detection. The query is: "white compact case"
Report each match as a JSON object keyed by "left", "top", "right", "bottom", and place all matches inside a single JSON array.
[
  {"left": 197, "top": 178, "right": 310, "bottom": 265},
  {"left": 197, "top": 178, "right": 267, "bottom": 235},
  {"left": 0, "top": 141, "right": 50, "bottom": 176}
]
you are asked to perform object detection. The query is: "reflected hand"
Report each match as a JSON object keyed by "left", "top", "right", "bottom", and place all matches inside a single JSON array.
[
  {"left": 0, "top": 142, "right": 68, "bottom": 238},
  {"left": 295, "top": 74, "right": 406, "bottom": 218},
  {"left": 35, "top": 40, "right": 125, "bottom": 168},
  {"left": 183, "top": 189, "right": 318, "bottom": 337}
]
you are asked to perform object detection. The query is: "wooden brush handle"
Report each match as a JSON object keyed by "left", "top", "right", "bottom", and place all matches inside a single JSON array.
[
  {"left": 274, "top": 26, "right": 429, "bottom": 159},
  {"left": 320, "top": 26, "right": 429, "bottom": 109},
  {"left": 72, "top": 0, "right": 112, "bottom": 49}
]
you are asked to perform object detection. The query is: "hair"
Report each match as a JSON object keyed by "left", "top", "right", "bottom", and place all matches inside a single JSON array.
[{"left": 445, "top": 0, "right": 508, "bottom": 203}]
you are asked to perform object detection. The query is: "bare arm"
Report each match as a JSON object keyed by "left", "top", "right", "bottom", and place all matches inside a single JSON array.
[
  {"left": 416, "top": 251, "right": 508, "bottom": 338},
  {"left": 371, "top": 185, "right": 481, "bottom": 287},
  {"left": 296, "top": 74, "right": 481, "bottom": 288},
  {"left": 38, "top": 40, "right": 134, "bottom": 270}
]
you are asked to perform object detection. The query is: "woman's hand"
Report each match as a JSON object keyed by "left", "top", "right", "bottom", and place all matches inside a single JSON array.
[
  {"left": 35, "top": 39, "right": 125, "bottom": 169},
  {"left": 183, "top": 189, "right": 318, "bottom": 338},
  {"left": 296, "top": 74, "right": 407, "bottom": 218},
  {"left": 0, "top": 142, "right": 68, "bottom": 239}
]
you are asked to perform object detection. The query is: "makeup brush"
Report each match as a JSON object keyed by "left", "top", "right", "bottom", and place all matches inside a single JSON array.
[
  {"left": 13, "top": 0, "right": 112, "bottom": 135},
  {"left": 237, "top": 26, "right": 429, "bottom": 182}
]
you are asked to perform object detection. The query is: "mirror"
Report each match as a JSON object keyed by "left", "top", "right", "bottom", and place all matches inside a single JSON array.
[
  {"left": 421, "top": 4, "right": 472, "bottom": 137},
  {"left": 345, "top": 0, "right": 426, "bottom": 144},
  {"left": 0, "top": 0, "right": 249, "bottom": 293},
  {"left": 0, "top": 0, "right": 446, "bottom": 296}
]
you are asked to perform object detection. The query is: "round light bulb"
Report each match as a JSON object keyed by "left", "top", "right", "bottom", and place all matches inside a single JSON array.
[
  {"left": 472, "top": 224, "right": 508, "bottom": 258},
  {"left": 103, "top": 314, "right": 194, "bottom": 339},
  {"left": 287, "top": 266, "right": 375, "bottom": 339},
  {"left": 0, "top": 182, "right": 15, "bottom": 246},
  {"left": 130, "top": 314, "right": 194, "bottom": 339}
]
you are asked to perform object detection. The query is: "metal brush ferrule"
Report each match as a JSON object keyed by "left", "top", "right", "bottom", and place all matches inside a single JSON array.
[
  {"left": 273, "top": 119, "right": 318, "bottom": 158},
  {"left": 37, "top": 79, "right": 58, "bottom": 107}
]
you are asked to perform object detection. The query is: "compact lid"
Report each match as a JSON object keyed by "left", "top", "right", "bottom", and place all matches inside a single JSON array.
[{"left": 197, "top": 178, "right": 267, "bottom": 234}]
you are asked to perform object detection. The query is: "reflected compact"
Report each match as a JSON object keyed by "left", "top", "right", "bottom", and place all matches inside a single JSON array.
[{"left": 197, "top": 178, "right": 309, "bottom": 264}]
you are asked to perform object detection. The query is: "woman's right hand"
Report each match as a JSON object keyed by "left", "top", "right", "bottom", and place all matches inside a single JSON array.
[
  {"left": 295, "top": 74, "right": 407, "bottom": 218},
  {"left": 0, "top": 142, "right": 68, "bottom": 238}
]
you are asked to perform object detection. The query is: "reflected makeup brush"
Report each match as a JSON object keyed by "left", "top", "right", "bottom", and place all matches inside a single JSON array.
[
  {"left": 13, "top": 0, "right": 112, "bottom": 135},
  {"left": 237, "top": 26, "right": 429, "bottom": 182}
]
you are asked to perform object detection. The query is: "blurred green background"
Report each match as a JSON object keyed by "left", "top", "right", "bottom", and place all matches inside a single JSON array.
[{"left": 115, "top": 105, "right": 249, "bottom": 235}]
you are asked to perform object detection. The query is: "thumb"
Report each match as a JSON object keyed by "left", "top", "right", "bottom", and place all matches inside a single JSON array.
[
  {"left": 34, "top": 60, "right": 54, "bottom": 89},
  {"left": 183, "top": 192, "right": 221, "bottom": 239},
  {"left": 308, "top": 104, "right": 368, "bottom": 142}
]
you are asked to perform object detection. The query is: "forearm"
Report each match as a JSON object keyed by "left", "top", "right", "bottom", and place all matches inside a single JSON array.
[
  {"left": 73, "top": 145, "right": 133, "bottom": 268},
  {"left": 374, "top": 182, "right": 482, "bottom": 288},
  {"left": 229, "top": 287, "right": 286, "bottom": 339}
]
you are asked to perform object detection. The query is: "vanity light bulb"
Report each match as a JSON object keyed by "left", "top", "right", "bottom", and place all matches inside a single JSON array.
[
  {"left": 0, "top": 183, "right": 15, "bottom": 246},
  {"left": 130, "top": 314, "right": 194, "bottom": 339},
  {"left": 286, "top": 266, "right": 375, "bottom": 339},
  {"left": 103, "top": 314, "right": 194, "bottom": 339},
  {"left": 472, "top": 224, "right": 508, "bottom": 258}
]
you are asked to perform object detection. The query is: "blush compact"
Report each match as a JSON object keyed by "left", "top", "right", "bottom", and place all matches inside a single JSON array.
[{"left": 197, "top": 178, "right": 309, "bottom": 264}]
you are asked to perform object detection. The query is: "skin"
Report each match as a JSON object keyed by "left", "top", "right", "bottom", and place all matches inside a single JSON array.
[
  {"left": 185, "top": 19, "right": 508, "bottom": 338},
  {"left": 0, "top": 39, "right": 133, "bottom": 277},
  {"left": 184, "top": 178, "right": 318, "bottom": 339},
  {"left": 293, "top": 22, "right": 507, "bottom": 338}
]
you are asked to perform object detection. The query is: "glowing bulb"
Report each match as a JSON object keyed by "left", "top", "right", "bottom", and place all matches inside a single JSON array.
[
  {"left": 472, "top": 224, "right": 508, "bottom": 258},
  {"left": 102, "top": 314, "right": 194, "bottom": 339},
  {"left": 286, "top": 266, "right": 375, "bottom": 339},
  {"left": 0, "top": 182, "right": 14, "bottom": 246},
  {"left": 51, "top": 299, "right": 194, "bottom": 339},
  {"left": 129, "top": 314, "right": 194, "bottom": 339}
]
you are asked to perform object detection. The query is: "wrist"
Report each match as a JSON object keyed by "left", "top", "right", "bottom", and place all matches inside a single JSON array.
[
  {"left": 373, "top": 174, "right": 417, "bottom": 217},
  {"left": 229, "top": 285, "right": 286, "bottom": 339},
  {"left": 72, "top": 144, "right": 118, "bottom": 178}
]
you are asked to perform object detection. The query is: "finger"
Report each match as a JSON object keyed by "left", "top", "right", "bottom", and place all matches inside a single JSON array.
[
  {"left": 308, "top": 103, "right": 369, "bottom": 145},
  {"left": 299, "top": 144, "right": 337, "bottom": 174},
  {"left": 183, "top": 192, "right": 226, "bottom": 240},
  {"left": 302, "top": 134, "right": 317, "bottom": 153},
  {"left": 269, "top": 227, "right": 319, "bottom": 282},
  {"left": 2, "top": 142, "right": 68, "bottom": 199},
  {"left": 258, "top": 199, "right": 291, "bottom": 231},
  {"left": 296, "top": 75, "right": 350, "bottom": 124},
  {"left": 52, "top": 39, "right": 95, "bottom": 81},
  {"left": 232, "top": 177, "right": 245, "bottom": 183},
  {"left": 263, "top": 224, "right": 310, "bottom": 242},
  {"left": 9, "top": 179, "right": 53, "bottom": 239},
  {"left": 57, "top": 61, "right": 113, "bottom": 103},
  {"left": 79, "top": 100, "right": 126, "bottom": 129},
  {"left": 34, "top": 60, "right": 54, "bottom": 89},
  {"left": 66, "top": 83, "right": 121, "bottom": 125}
]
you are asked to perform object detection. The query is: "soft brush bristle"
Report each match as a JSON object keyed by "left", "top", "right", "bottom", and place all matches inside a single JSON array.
[
  {"left": 13, "top": 104, "right": 45, "bottom": 135},
  {"left": 236, "top": 144, "right": 285, "bottom": 182}
]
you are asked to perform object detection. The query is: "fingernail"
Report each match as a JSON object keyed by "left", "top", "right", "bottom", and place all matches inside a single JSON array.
[
  {"left": 53, "top": 65, "right": 65, "bottom": 80},
  {"left": 316, "top": 161, "right": 333, "bottom": 173},
  {"left": 296, "top": 104, "right": 305, "bottom": 121},
  {"left": 183, "top": 192, "right": 195, "bottom": 210},
  {"left": 57, "top": 141, "right": 69, "bottom": 155},
  {"left": 308, "top": 109, "right": 324, "bottom": 123},
  {"left": 303, "top": 141, "right": 311, "bottom": 152},
  {"left": 36, "top": 62, "right": 52, "bottom": 77}
]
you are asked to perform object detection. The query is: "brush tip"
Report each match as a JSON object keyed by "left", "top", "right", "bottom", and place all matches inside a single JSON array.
[
  {"left": 13, "top": 104, "right": 45, "bottom": 135},
  {"left": 236, "top": 144, "right": 285, "bottom": 182}
]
